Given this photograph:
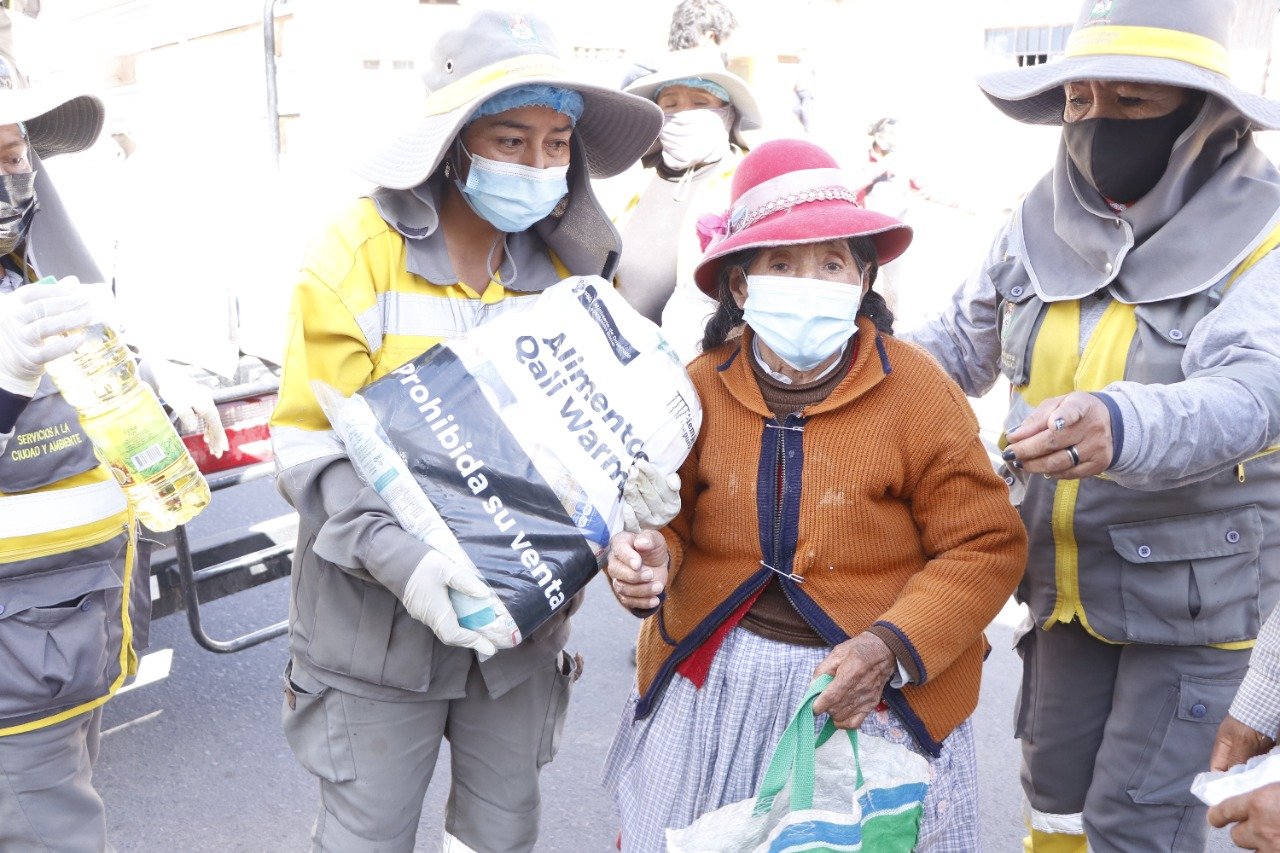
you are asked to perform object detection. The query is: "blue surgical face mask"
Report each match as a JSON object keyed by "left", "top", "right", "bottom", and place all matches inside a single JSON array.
[
  {"left": 455, "top": 144, "right": 569, "bottom": 233},
  {"left": 743, "top": 275, "right": 865, "bottom": 371}
]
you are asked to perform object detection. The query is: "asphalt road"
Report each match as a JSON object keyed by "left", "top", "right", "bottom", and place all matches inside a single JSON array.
[{"left": 93, "top": 481, "right": 1241, "bottom": 852}]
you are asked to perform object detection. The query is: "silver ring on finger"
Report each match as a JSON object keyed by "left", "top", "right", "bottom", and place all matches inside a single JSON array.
[{"left": 1065, "top": 445, "right": 1080, "bottom": 467}]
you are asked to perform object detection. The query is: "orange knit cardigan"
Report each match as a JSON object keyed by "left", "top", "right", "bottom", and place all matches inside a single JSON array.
[{"left": 632, "top": 319, "right": 1027, "bottom": 753}]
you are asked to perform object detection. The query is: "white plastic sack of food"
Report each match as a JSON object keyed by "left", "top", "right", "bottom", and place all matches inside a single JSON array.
[
  {"left": 313, "top": 382, "right": 521, "bottom": 649},
  {"left": 1191, "top": 744, "right": 1280, "bottom": 807},
  {"left": 327, "top": 275, "right": 701, "bottom": 646}
]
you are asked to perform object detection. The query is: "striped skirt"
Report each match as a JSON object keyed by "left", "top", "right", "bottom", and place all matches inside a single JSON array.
[{"left": 602, "top": 627, "right": 979, "bottom": 852}]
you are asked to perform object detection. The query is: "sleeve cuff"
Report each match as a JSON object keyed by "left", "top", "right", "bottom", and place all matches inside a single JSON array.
[
  {"left": 868, "top": 621, "right": 924, "bottom": 685},
  {"left": 1090, "top": 391, "right": 1124, "bottom": 468},
  {"left": 1229, "top": 670, "right": 1280, "bottom": 740}
]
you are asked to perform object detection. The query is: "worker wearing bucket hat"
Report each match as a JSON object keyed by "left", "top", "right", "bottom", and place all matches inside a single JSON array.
[
  {"left": 0, "top": 14, "right": 189, "bottom": 850},
  {"left": 269, "top": 9, "right": 664, "bottom": 852},
  {"left": 903, "top": 1, "right": 1280, "bottom": 850},
  {"left": 608, "top": 49, "right": 762, "bottom": 363},
  {"left": 602, "top": 138, "right": 1026, "bottom": 851}
]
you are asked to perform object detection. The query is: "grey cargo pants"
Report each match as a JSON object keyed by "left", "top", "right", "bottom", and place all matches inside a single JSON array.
[
  {"left": 0, "top": 708, "right": 112, "bottom": 853},
  {"left": 283, "top": 653, "right": 576, "bottom": 853},
  {"left": 1016, "top": 619, "right": 1248, "bottom": 852}
]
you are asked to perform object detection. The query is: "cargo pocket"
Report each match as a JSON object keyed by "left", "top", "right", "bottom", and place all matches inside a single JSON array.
[
  {"left": 281, "top": 661, "right": 356, "bottom": 784},
  {"left": 0, "top": 560, "right": 123, "bottom": 720},
  {"left": 536, "top": 650, "right": 580, "bottom": 768},
  {"left": 1111, "top": 506, "right": 1262, "bottom": 645},
  {"left": 1129, "top": 675, "right": 1239, "bottom": 805}
]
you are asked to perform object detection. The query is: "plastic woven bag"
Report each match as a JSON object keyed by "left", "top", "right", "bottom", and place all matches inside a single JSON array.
[
  {"left": 667, "top": 675, "right": 930, "bottom": 853},
  {"left": 319, "top": 275, "right": 700, "bottom": 648}
]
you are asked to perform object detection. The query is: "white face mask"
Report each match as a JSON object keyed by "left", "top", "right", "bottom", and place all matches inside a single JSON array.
[
  {"left": 659, "top": 107, "right": 733, "bottom": 171},
  {"left": 743, "top": 275, "right": 865, "bottom": 372}
]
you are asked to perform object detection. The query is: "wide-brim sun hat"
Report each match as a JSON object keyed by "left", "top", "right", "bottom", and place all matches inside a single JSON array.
[
  {"left": 692, "top": 138, "right": 913, "bottom": 296},
  {"left": 979, "top": 0, "right": 1280, "bottom": 129},
  {"left": 0, "top": 50, "right": 103, "bottom": 157},
  {"left": 356, "top": 10, "right": 663, "bottom": 190},
  {"left": 623, "top": 47, "right": 763, "bottom": 150}
]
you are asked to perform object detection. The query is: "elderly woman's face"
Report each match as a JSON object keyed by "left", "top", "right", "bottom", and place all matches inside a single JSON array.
[
  {"left": 730, "top": 239, "right": 867, "bottom": 307},
  {"left": 1063, "top": 81, "right": 1192, "bottom": 123},
  {"left": 655, "top": 84, "right": 728, "bottom": 115},
  {"left": 460, "top": 105, "right": 573, "bottom": 172}
]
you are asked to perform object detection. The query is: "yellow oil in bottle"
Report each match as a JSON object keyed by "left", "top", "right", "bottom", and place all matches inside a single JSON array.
[{"left": 45, "top": 323, "right": 210, "bottom": 532}]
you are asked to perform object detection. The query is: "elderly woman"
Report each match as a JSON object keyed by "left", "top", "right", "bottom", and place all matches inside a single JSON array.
[
  {"left": 609, "top": 48, "right": 762, "bottom": 360},
  {"left": 602, "top": 138, "right": 1027, "bottom": 851},
  {"left": 268, "top": 10, "right": 665, "bottom": 852},
  {"left": 901, "top": 1, "right": 1280, "bottom": 850}
]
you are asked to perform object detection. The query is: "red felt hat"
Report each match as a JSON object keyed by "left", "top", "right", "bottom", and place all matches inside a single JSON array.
[{"left": 692, "top": 138, "right": 913, "bottom": 296}]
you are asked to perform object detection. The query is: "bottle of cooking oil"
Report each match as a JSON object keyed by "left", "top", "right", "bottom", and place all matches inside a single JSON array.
[{"left": 40, "top": 280, "right": 210, "bottom": 531}]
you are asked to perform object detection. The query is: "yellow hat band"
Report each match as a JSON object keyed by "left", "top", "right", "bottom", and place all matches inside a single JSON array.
[
  {"left": 1065, "top": 25, "right": 1230, "bottom": 77},
  {"left": 424, "top": 54, "right": 576, "bottom": 116}
]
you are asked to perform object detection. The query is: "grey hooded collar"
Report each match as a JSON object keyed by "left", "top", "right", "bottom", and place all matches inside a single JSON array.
[
  {"left": 1018, "top": 96, "right": 1280, "bottom": 304},
  {"left": 369, "top": 176, "right": 559, "bottom": 293}
]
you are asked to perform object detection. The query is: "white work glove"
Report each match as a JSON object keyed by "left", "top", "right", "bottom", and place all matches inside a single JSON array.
[
  {"left": 660, "top": 108, "right": 732, "bottom": 171},
  {"left": 621, "top": 459, "right": 681, "bottom": 533},
  {"left": 139, "top": 357, "right": 229, "bottom": 457},
  {"left": 0, "top": 278, "right": 92, "bottom": 396},
  {"left": 402, "top": 551, "right": 498, "bottom": 656}
]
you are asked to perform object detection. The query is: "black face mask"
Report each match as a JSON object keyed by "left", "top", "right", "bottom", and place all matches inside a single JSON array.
[{"left": 1063, "top": 95, "right": 1205, "bottom": 204}]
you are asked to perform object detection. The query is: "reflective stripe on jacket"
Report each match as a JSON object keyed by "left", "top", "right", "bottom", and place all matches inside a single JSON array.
[{"left": 0, "top": 465, "right": 143, "bottom": 735}]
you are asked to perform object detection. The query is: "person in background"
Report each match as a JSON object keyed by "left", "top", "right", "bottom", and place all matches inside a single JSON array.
[
  {"left": 0, "top": 9, "right": 224, "bottom": 848},
  {"left": 268, "top": 10, "right": 670, "bottom": 852},
  {"left": 901, "top": 1, "right": 1280, "bottom": 849},
  {"left": 667, "top": 0, "right": 737, "bottom": 56},
  {"left": 612, "top": 48, "right": 761, "bottom": 359},
  {"left": 603, "top": 138, "right": 1027, "bottom": 851}
]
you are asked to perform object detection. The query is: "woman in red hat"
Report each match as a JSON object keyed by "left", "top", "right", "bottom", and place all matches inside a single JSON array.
[{"left": 599, "top": 138, "right": 1028, "bottom": 851}]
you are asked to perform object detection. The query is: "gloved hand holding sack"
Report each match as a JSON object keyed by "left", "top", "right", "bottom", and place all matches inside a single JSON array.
[{"left": 318, "top": 275, "right": 701, "bottom": 650}]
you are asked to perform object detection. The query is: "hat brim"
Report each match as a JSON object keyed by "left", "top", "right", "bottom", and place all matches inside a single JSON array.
[
  {"left": 356, "top": 78, "right": 663, "bottom": 190},
  {"left": 0, "top": 90, "right": 104, "bottom": 157},
  {"left": 624, "top": 66, "right": 763, "bottom": 146},
  {"left": 693, "top": 201, "right": 913, "bottom": 296},
  {"left": 978, "top": 54, "right": 1280, "bottom": 130}
]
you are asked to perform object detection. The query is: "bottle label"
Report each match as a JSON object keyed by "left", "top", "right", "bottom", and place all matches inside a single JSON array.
[{"left": 84, "top": 400, "right": 188, "bottom": 487}]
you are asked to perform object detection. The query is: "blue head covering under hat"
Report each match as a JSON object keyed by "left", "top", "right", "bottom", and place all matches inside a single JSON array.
[{"left": 468, "top": 84, "right": 585, "bottom": 126}]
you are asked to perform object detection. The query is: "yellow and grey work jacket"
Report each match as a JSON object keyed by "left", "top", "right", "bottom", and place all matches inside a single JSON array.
[
  {"left": 0, "top": 378, "right": 144, "bottom": 736},
  {"left": 905, "top": 216, "right": 1280, "bottom": 651},
  {"left": 270, "top": 194, "right": 579, "bottom": 702}
]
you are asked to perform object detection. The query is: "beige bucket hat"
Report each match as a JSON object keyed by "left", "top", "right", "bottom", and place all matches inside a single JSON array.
[
  {"left": 978, "top": 0, "right": 1280, "bottom": 129},
  {"left": 623, "top": 47, "right": 762, "bottom": 150},
  {"left": 0, "top": 45, "right": 103, "bottom": 158},
  {"left": 356, "top": 10, "right": 663, "bottom": 190}
]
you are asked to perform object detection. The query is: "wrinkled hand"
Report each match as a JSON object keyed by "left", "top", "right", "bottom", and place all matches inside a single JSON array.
[
  {"left": 140, "top": 357, "right": 229, "bottom": 457},
  {"left": 621, "top": 459, "right": 680, "bottom": 533},
  {"left": 0, "top": 277, "right": 91, "bottom": 396},
  {"left": 607, "top": 530, "right": 668, "bottom": 612},
  {"left": 1208, "top": 781, "right": 1280, "bottom": 852},
  {"left": 1004, "top": 392, "right": 1113, "bottom": 479},
  {"left": 812, "top": 632, "right": 897, "bottom": 730},
  {"left": 401, "top": 551, "right": 497, "bottom": 656},
  {"left": 1211, "top": 714, "right": 1276, "bottom": 772}
]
